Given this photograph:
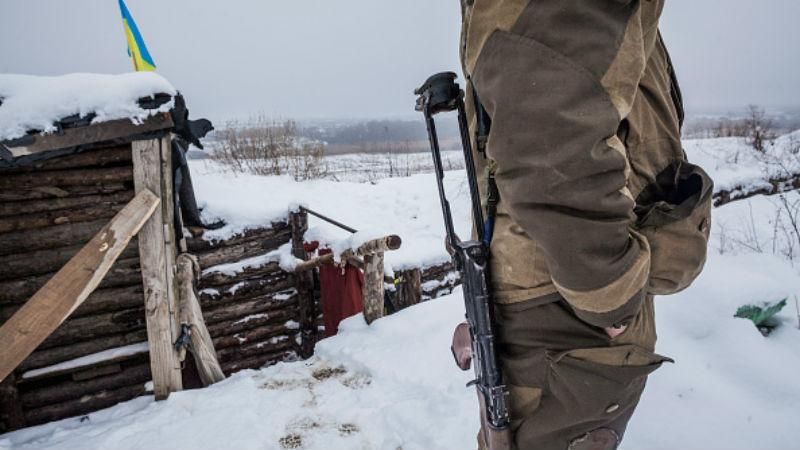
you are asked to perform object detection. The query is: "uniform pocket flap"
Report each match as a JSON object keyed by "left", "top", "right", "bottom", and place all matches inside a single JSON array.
[
  {"left": 635, "top": 160, "right": 713, "bottom": 228},
  {"left": 560, "top": 345, "right": 673, "bottom": 367}
]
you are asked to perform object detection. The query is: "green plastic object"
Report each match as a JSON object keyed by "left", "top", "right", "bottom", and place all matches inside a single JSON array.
[{"left": 735, "top": 299, "right": 788, "bottom": 326}]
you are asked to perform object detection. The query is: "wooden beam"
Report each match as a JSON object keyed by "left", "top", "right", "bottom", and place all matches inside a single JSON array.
[
  {"left": 132, "top": 137, "right": 183, "bottom": 400},
  {"left": 0, "top": 190, "right": 159, "bottom": 382},
  {"left": 176, "top": 254, "right": 225, "bottom": 386},
  {"left": 292, "top": 235, "right": 402, "bottom": 273},
  {"left": 354, "top": 235, "right": 401, "bottom": 256},
  {"left": 1, "top": 113, "right": 173, "bottom": 158}
]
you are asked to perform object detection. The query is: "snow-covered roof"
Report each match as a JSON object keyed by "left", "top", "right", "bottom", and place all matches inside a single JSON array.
[{"left": 0, "top": 72, "right": 176, "bottom": 142}]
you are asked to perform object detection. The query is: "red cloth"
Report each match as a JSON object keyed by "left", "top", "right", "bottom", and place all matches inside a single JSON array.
[{"left": 305, "top": 243, "right": 364, "bottom": 337}]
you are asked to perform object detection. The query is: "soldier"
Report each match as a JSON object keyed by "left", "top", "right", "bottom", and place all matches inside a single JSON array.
[{"left": 458, "top": 1, "right": 713, "bottom": 449}]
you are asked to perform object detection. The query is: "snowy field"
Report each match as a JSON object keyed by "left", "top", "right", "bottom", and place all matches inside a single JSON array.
[{"left": 3, "top": 136, "right": 800, "bottom": 450}]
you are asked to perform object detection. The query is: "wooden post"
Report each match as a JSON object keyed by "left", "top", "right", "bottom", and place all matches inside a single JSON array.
[
  {"left": 362, "top": 252, "right": 385, "bottom": 325},
  {"left": 132, "top": 138, "right": 183, "bottom": 400},
  {"left": 0, "top": 190, "right": 159, "bottom": 382},
  {"left": 395, "top": 268, "right": 422, "bottom": 311},
  {"left": 290, "top": 211, "right": 316, "bottom": 358},
  {"left": 176, "top": 254, "right": 224, "bottom": 386}
]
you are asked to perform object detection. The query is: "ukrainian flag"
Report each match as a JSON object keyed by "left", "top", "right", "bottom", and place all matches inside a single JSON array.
[{"left": 119, "top": 0, "right": 157, "bottom": 72}]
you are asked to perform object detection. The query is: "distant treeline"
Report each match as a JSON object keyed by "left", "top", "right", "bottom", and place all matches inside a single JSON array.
[
  {"left": 683, "top": 107, "right": 800, "bottom": 139},
  {"left": 299, "top": 118, "right": 461, "bottom": 154}
]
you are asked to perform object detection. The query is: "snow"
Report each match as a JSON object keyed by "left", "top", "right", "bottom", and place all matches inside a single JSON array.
[
  {"left": 191, "top": 159, "right": 472, "bottom": 271},
  {"left": 20, "top": 343, "right": 149, "bottom": 381},
  {"left": 3, "top": 134, "right": 800, "bottom": 449},
  {"left": 0, "top": 73, "right": 176, "bottom": 142},
  {"left": 684, "top": 131, "right": 800, "bottom": 193}
]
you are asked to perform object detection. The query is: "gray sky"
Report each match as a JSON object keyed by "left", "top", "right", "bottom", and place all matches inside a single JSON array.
[{"left": 1, "top": 1, "right": 798, "bottom": 123}]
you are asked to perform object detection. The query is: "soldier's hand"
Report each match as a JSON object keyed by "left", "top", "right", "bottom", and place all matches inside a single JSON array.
[{"left": 604, "top": 324, "right": 628, "bottom": 339}]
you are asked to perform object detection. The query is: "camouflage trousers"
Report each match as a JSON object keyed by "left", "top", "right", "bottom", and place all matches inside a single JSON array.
[{"left": 479, "top": 294, "right": 669, "bottom": 450}]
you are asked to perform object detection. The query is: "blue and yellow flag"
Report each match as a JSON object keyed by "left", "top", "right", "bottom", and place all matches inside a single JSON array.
[{"left": 119, "top": 0, "right": 157, "bottom": 71}]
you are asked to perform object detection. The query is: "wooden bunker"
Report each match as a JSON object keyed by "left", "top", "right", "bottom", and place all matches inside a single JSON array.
[
  {"left": 0, "top": 89, "right": 322, "bottom": 432},
  {"left": 0, "top": 78, "right": 463, "bottom": 434}
]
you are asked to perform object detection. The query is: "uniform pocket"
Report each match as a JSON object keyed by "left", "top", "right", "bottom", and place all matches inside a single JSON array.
[
  {"left": 634, "top": 160, "right": 713, "bottom": 295},
  {"left": 547, "top": 346, "right": 671, "bottom": 424}
]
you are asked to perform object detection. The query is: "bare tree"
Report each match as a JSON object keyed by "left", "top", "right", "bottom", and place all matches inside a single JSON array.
[{"left": 744, "top": 105, "right": 776, "bottom": 153}]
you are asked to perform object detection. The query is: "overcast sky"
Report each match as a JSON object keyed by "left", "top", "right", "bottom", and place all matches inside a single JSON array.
[{"left": 1, "top": 1, "right": 798, "bottom": 123}]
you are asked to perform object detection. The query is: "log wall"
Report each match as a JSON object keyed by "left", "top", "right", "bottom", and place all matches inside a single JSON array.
[{"left": 0, "top": 144, "right": 315, "bottom": 432}]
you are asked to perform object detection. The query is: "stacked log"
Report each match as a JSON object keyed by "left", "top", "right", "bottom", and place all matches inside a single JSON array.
[
  {"left": 0, "top": 139, "right": 316, "bottom": 431},
  {"left": 420, "top": 262, "right": 461, "bottom": 301},
  {"left": 0, "top": 145, "right": 152, "bottom": 430},
  {"left": 189, "top": 222, "right": 308, "bottom": 376}
]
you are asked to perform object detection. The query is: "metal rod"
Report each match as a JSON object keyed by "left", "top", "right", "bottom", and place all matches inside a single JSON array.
[{"left": 299, "top": 206, "right": 358, "bottom": 233}]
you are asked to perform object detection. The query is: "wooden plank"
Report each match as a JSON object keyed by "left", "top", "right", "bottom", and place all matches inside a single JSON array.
[
  {"left": 1, "top": 113, "right": 173, "bottom": 158},
  {"left": 362, "top": 252, "right": 385, "bottom": 325},
  {"left": 0, "top": 190, "right": 159, "bottom": 382},
  {"left": 132, "top": 138, "right": 183, "bottom": 400},
  {"left": 176, "top": 254, "right": 224, "bottom": 386},
  {"left": 160, "top": 135, "right": 181, "bottom": 359}
]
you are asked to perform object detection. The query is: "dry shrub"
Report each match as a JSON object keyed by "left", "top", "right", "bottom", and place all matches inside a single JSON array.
[{"left": 213, "top": 117, "right": 327, "bottom": 181}]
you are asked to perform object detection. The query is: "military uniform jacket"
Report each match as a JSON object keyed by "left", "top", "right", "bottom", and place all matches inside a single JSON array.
[{"left": 460, "top": 0, "right": 713, "bottom": 328}]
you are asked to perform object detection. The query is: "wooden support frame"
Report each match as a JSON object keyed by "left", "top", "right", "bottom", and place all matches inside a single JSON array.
[
  {"left": 132, "top": 137, "right": 183, "bottom": 400},
  {"left": 0, "top": 190, "right": 159, "bottom": 382},
  {"left": 176, "top": 254, "right": 224, "bottom": 386},
  {"left": 292, "top": 234, "right": 402, "bottom": 326},
  {"left": 292, "top": 235, "right": 402, "bottom": 273}
]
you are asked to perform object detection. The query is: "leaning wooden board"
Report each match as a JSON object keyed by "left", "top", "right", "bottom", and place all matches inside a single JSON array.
[{"left": 0, "top": 190, "right": 160, "bottom": 382}]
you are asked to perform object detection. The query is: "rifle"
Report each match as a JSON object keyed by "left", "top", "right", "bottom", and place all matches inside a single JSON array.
[{"left": 415, "top": 72, "right": 512, "bottom": 450}]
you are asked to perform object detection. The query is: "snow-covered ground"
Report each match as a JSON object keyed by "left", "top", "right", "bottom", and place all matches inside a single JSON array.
[{"left": 3, "top": 136, "right": 800, "bottom": 450}]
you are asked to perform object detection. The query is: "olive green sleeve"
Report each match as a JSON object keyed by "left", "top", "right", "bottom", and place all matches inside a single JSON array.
[{"left": 470, "top": 0, "right": 662, "bottom": 328}]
